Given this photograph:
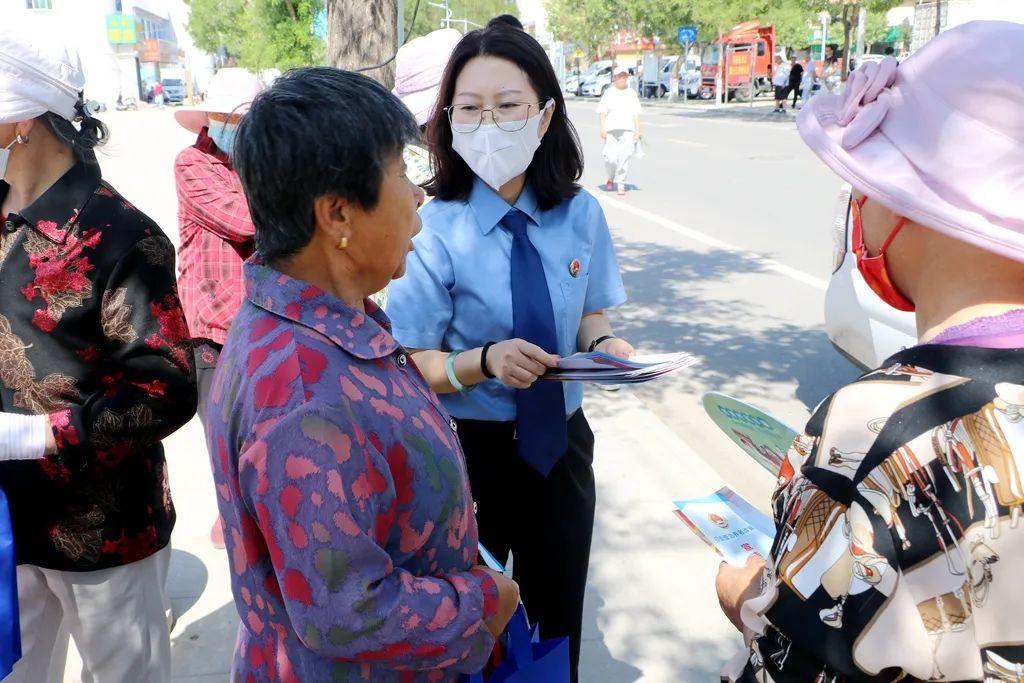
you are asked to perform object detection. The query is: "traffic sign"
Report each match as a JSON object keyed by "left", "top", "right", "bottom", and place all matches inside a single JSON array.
[{"left": 677, "top": 25, "right": 698, "bottom": 44}]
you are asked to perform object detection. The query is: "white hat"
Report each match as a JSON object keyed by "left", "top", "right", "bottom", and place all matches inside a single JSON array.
[
  {"left": 392, "top": 29, "right": 462, "bottom": 126},
  {"left": 0, "top": 19, "right": 86, "bottom": 123},
  {"left": 174, "top": 68, "right": 263, "bottom": 134}
]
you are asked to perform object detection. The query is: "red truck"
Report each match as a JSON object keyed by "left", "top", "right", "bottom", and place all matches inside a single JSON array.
[{"left": 700, "top": 22, "right": 777, "bottom": 101}]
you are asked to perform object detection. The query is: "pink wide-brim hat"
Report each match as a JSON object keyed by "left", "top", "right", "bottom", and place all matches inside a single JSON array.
[
  {"left": 797, "top": 21, "right": 1024, "bottom": 262},
  {"left": 174, "top": 67, "right": 263, "bottom": 134},
  {"left": 392, "top": 28, "right": 462, "bottom": 126}
]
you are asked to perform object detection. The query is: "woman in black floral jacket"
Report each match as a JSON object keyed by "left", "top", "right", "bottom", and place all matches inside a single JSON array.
[{"left": 0, "top": 29, "right": 196, "bottom": 683}]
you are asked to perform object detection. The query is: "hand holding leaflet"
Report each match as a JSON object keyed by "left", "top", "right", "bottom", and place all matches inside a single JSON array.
[
  {"left": 540, "top": 351, "right": 698, "bottom": 384},
  {"left": 674, "top": 487, "right": 774, "bottom": 566}
]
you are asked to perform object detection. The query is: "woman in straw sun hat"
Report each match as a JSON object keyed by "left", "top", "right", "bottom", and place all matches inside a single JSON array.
[
  {"left": 173, "top": 67, "right": 263, "bottom": 549},
  {"left": 715, "top": 20, "right": 1024, "bottom": 682}
]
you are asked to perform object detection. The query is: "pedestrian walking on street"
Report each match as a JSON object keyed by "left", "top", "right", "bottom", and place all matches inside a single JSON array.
[
  {"left": 772, "top": 55, "right": 791, "bottom": 113},
  {"left": 0, "top": 28, "right": 196, "bottom": 683},
  {"left": 788, "top": 57, "right": 804, "bottom": 109},
  {"left": 597, "top": 66, "right": 643, "bottom": 195},
  {"left": 801, "top": 57, "right": 817, "bottom": 107},
  {"left": 153, "top": 80, "right": 164, "bottom": 109},
  {"left": 387, "top": 24, "right": 634, "bottom": 682},
  {"left": 209, "top": 67, "right": 519, "bottom": 682},
  {"left": 173, "top": 67, "right": 263, "bottom": 549},
  {"left": 717, "top": 22, "right": 1024, "bottom": 682}
]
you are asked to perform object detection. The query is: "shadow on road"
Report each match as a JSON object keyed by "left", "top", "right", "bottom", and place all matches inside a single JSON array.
[
  {"left": 599, "top": 240, "right": 858, "bottom": 418},
  {"left": 666, "top": 104, "right": 796, "bottom": 125}
]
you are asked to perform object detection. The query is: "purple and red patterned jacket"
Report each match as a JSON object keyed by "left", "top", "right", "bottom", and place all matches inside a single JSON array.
[{"left": 206, "top": 260, "right": 499, "bottom": 681}]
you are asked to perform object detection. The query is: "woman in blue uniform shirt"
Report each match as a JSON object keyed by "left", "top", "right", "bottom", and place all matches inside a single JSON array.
[{"left": 387, "top": 25, "right": 632, "bottom": 680}]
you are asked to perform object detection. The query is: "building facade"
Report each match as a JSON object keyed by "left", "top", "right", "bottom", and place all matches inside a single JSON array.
[
  {"left": 1, "top": 0, "right": 213, "bottom": 106},
  {"left": 912, "top": 0, "right": 1024, "bottom": 51}
]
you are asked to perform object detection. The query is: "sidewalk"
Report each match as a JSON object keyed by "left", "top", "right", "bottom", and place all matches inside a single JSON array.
[{"left": 62, "top": 386, "right": 752, "bottom": 682}]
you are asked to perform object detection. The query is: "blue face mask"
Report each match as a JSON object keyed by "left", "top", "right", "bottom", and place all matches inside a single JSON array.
[{"left": 208, "top": 121, "right": 239, "bottom": 156}]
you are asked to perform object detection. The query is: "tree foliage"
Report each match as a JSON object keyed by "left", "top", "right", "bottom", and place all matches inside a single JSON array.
[
  {"left": 545, "top": 0, "right": 902, "bottom": 62},
  {"left": 187, "top": 0, "right": 325, "bottom": 70}
]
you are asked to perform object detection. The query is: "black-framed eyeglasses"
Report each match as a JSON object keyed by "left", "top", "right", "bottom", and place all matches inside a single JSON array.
[{"left": 445, "top": 100, "right": 550, "bottom": 133}]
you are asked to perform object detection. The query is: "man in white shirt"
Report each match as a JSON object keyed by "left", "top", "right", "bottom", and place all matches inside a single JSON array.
[
  {"left": 772, "top": 55, "right": 791, "bottom": 113},
  {"left": 597, "top": 68, "right": 643, "bottom": 195}
]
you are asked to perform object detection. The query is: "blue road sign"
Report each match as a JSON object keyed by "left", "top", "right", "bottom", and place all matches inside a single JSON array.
[{"left": 677, "top": 25, "right": 698, "bottom": 44}]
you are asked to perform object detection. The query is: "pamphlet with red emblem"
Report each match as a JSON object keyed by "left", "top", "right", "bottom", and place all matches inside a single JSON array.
[{"left": 673, "top": 487, "right": 775, "bottom": 565}]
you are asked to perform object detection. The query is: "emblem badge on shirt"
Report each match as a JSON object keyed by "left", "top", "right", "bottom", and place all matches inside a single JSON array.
[{"left": 569, "top": 259, "right": 581, "bottom": 278}]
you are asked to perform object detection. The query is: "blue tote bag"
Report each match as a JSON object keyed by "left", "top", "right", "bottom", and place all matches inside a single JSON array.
[
  {"left": 465, "top": 545, "right": 569, "bottom": 683},
  {"left": 0, "top": 486, "right": 20, "bottom": 678}
]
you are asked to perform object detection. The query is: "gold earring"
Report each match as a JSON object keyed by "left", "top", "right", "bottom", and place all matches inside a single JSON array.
[{"left": 337, "top": 236, "right": 349, "bottom": 250}]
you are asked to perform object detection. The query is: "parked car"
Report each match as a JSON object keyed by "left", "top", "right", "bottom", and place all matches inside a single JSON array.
[
  {"left": 824, "top": 184, "right": 917, "bottom": 369},
  {"left": 564, "top": 70, "right": 582, "bottom": 96},
  {"left": 658, "top": 56, "right": 701, "bottom": 98},
  {"left": 580, "top": 63, "right": 613, "bottom": 97},
  {"left": 582, "top": 65, "right": 638, "bottom": 97},
  {"left": 161, "top": 78, "right": 186, "bottom": 105}
]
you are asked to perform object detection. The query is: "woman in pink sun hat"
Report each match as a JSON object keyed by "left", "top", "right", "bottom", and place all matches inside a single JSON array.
[{"left": 715, "top": 21, "right": 1024, "bottom": 682}]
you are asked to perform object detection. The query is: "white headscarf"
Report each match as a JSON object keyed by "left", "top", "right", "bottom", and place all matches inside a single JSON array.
[{"left": 0, "top": 20, "right": 86, "bottom": 124}]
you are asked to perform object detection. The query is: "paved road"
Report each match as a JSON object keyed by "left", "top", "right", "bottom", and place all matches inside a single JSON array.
[
  {"left": 65, "top": 101, "right": 862, "bottom": 682},
  {"left": 565, "top": 97, "right": 860, "bottom": 502}
]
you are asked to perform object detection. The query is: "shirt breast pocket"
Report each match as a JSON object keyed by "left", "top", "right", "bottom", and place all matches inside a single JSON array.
[{"left": 560, "top": 275, "right": 589, "bottom": 354}]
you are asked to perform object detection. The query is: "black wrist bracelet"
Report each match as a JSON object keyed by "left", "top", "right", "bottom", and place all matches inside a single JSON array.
[
  {"left": 480, "top": 341, "right": 497, "bottom": 379},
  {"left": 589, "top": 335, "right": 616, "bottom": 353}
]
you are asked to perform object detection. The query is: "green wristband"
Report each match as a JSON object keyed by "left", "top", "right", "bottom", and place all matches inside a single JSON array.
[{"left": 445, "top": 350, "right": 474, "bottom": 393}]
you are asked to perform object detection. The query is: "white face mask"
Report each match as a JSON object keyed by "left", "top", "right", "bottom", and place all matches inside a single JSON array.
[
  {"left": 451, "top": 102, "right": 552, "bottom": 192},
  {"left": 0, "top": 135, "right": 22, "bottom": 181}
]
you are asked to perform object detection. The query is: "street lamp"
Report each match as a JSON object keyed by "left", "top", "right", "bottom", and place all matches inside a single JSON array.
[{"left": 426, "top": 0, "right": 452, "bottom": 29}]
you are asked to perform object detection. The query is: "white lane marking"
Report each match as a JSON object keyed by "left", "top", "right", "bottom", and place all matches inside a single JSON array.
[
  {"left": 667, "top": 138, "right": 709, "bottom": 148},
  {"left": 593, "top": 193, "right": 829, "bottom": 291}
]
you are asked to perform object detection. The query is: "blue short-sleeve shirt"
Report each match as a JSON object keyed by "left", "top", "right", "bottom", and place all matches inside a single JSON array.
[{"left": 387, "top": 177, "right": 627, "bottom": 421}]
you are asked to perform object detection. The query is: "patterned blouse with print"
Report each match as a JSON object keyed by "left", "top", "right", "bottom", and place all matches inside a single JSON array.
[
  {"left": 0, "top": 162, "right": 197, "bottom": 571},
  {"left": 205, "top": 260, "right": 499, "bottom": 681},
  {"left": 726, "top": 344, "right": 1024, "bottom": 682}
]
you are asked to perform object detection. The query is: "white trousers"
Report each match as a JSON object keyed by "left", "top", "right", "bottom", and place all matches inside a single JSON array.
[
  {"left": 602, "top": 129, "right": 635, "bottom": 185},
  {"left": 3, "top": 546, "right": 171, "bottom": 683}
]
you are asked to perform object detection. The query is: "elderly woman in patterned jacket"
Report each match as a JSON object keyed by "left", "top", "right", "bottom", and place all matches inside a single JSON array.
[
  {"left": 206, "top": 67, "right": 519, "bottom": 681},
  {"left": 715, "top": 22, "right": 1024, "bottom": 682},
  {"left": 0, "top": 27, "right": 196, "bottom": 683}
]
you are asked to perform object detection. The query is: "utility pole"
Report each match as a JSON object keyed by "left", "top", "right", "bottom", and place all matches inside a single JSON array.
[
  {"left": 326, "top": 0, "right": 399, "bottom": 88},
  {"left": 934, "top": 0, "right": 943, "bottom": 38}
]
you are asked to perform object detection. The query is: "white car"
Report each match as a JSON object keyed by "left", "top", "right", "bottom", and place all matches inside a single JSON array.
[
  {"left": 580, "top": 64, "right": 613, "bottom": 97},
  {"left": 824, "top": 185, "right": 917, "bottom": 369}
]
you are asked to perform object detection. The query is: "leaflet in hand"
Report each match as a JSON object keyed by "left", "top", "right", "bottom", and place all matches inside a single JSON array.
[
  {"left": 673, "top": 487, "right": 774, "bottom": 565},
  {"left": 701, "top": 392, "right": 797, "bottom": 474},
  {"left": 541, "top": 351, "right": 698, "bottom": 384}
]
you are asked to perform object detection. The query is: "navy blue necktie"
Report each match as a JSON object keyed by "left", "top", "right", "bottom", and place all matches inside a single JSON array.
[{"left": 501, "top": 208, "right": 568, "bottom": 476}]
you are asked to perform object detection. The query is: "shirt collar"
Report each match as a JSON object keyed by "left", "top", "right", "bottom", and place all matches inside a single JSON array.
[
  {"left": 469, "top": 176, "right": 541, "bottom": 235},
  {"left": 0, "top": 162, "right": 101, "bottom": 244},
  {"left": 244, "top": 258, "right": 399, "bottom": 360},
  {"left": 194, "top": 128, "right": 231, "bottom": 166}
]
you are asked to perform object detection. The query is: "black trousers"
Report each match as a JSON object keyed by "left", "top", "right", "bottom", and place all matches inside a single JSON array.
[
  {"left": 455, "top": 411, "right": 596, "bottom": 683},
  {"left": 193, "top": 340, "right": 222, "bottom": 431}
]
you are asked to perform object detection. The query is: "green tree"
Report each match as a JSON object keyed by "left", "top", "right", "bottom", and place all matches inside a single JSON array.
[
  {"left": 187, "top": 0, "right": 325, "bottom": 71},
  {"left": 545, "top": 0, "right": 616, "bottom": 62}
]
